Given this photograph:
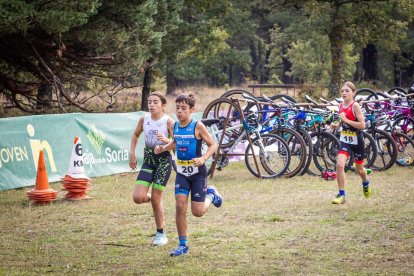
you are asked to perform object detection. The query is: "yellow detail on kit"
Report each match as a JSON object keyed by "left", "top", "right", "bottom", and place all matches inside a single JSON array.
[{"left": 176, "top": 159, "right": 195, "bottom": 166}]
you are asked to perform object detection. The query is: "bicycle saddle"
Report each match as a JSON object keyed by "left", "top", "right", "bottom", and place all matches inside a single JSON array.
[{"left": 201, "top": 118, "right": 220, "bottom": 127}]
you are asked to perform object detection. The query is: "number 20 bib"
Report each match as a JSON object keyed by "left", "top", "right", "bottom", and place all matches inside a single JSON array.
[
  {"left": 176, "top": 159, "right": 199, "bottom": 176},
  {"left": 340, "top": 130, "right": 357, "bottom": 145}
]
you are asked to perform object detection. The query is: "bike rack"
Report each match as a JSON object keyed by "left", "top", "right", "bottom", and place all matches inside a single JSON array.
[
  {"left": 209, "top": 98, "right": 262, "bottom": 178},
  {"left": 208, "top": 93, "right": 414, "bottom": 178}
]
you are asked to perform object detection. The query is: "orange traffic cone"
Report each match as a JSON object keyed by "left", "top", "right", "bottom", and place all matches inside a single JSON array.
[
  {"left": 27, "top": 150, "right": 58, "bottom": 204},
  {"left": 62, "top": 136, "right": 91, "bottom": 200}
]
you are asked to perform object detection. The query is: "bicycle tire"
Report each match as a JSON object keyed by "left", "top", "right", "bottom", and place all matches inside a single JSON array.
[
  {"left": 294, "top": 128, "right": 314, "bottom": 176},
  {"left": 202, "top": 98, "right": 244, "bottom": 148},
  {"left": 244, "top": 133, "right": 291, "bottom": 178},
  {"left": 387, "top": 87, "right": 407, "bottom": 96},
  {"left": 221, "top": 89, "right": 262, "bottom": 115},
  {"left": 367, "top": 128, "right": 397, "bottom": 171},
  {"left": 201, "top": 140, "right": 215, "bottom": 176},
  {"left": 221, "top": 89, "right": 256, "bottom": 99},
  {"left": 362, "top": 131, "right": 378, "bottom": 168},
  {"left": 356, "top": 88, "right": 378, "bottom": 112},
  {"left": 311, "top": 131, "right": 340, "bottom": 172},
  {"left": 392, "top": 132, "right": 414, "bottom": 167},
  {"left": 392, "top": 116, "right": 414, "bottom": 140},
  {"left": 376, "top": 92, "right": 391, "bottom": 99},
  {"left": 270, "top": 127, "right": 307, "bottom": 178},
  {"left": 355, "top": 88, "right": 378, "bottom": 101}
]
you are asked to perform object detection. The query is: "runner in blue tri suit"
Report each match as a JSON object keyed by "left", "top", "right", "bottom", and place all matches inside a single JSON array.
[
  {"left": 154, "top": 93, "right": 222, "bottom": 257},
  {"left": 129, "top": 92, "right": 174, "bottom": 246}
]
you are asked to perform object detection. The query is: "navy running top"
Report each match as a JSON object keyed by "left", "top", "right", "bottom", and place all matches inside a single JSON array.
[{"left": 174, "top": 120, "right": 202, "bottom": 160}]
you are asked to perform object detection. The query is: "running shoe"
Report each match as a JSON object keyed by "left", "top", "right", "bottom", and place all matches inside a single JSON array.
[
  {"left": 152, "top": 232, "right": 168, "bottom": 246},
  {"left": 332, "top": 194, "right": 347, "bottom": 204},
  {"left": 363, "top": 182, "right": 372, "bottom": 198},
  {"left": 206, "top": 186, "right": 223, "bottom": 208},
  {"left": 170, "top": 245, "right": 189, "bottom": 256}
]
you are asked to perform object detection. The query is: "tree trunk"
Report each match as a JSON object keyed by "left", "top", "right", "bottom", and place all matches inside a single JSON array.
[
  {"left": 258, "top": 40, "right": 265, "bottom": 83},
  {"left": 37, "top": 83, "right": 52, "bottom": 110},
  {"left": 236, "top": 67, "right": 244, "bottom": 86},
  {"left": 166, "top": 60, "right": 176, "bottom": 95},
  {"left": 262, "top": 48, "right": 271, "bottom": 83},
  {"left": 362, "top": 43, "right": 378, "bottom": 83},
  {"left": 228, "top": 64, "right": 233, "bottom": 86},
  {"left": 328, "top": 25, "right": 345, "bottom": 98},
  {"left": 281, "top": 45, "right": 292, "bottom": 84},
  {"left": 250, "top": 40, "right": 258, "bottom": 81},
  {"left": 140, "top": 58, "right": 153, "bottom": 111},
  {"left": 393, "top": 54, "right": 401, "bottom": 87},
  {"left": 353, "top": 56, "right": 361, "bottom": 83}
]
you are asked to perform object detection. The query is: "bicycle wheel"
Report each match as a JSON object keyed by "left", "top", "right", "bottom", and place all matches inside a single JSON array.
[
  {"left": 392, "top": 116, "right": 414, "bottom": 140},
  {"left": 387, "top": 87, "right": 407, "bottom": 96},
  {"left": 367, "top": 128, "right": 397, "bottom": 171},
  {"left": 392, "top": 132, "right": 414, "bottom": 167},
  {"left": 355, "top": 88, "right": 378, "bottom": 101},
  {"left": 270, "top": 127, "right": 307, "bottom": 178},
  {"left": 362, "top": 131, "right": 378, "bottom": 168},
  {"left": 221, "top": 89, "right": 262, "bottom": 114},
  {"left": 376, "top": 92, "right": 391, "bottom": 99},
  {"left": 294, "top": 128, "right": 313, "bottom": 176},
  {"left": 221, "top": 89, "right": 256, "bottom": 99},
  {"left": 202, "top": 140, "right": 215, "bottom": 175},
  {"left": 312, "top": 131, "right": 340, "bottom": 172},
  {"left": 356, "top": 88, "right": 378, "bottom": 112},
  {"left": 245, "top": 133, "right": 291, "bottom": 178},
  {"left": 202, "top": 98, "right": 244, "bottom": 148}
]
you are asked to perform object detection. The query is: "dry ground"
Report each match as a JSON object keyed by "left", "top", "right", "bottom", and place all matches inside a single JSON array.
[{"left": 0, "top": 163, "right": 413, "bottom": 275}]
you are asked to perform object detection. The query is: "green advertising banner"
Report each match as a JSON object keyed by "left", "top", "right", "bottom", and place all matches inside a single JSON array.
[
  {"left": 0, "top": 112, "right": 144, "bottom": 191},
  {"left": 0, "top": 112, "right": 203, "bottom": 191}
]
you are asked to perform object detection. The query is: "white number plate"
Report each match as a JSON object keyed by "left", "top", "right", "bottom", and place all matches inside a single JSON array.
[
  {"left": 176, "top": 159, "right": 198, "bottom": 176},
  {"left": 340, "top": 130, "right": 357, "bottom": 145}
]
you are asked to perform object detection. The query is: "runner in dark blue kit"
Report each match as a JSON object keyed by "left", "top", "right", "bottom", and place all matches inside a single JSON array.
[{"left": 154, "top": 93, "right": 222, "bottom": 256}]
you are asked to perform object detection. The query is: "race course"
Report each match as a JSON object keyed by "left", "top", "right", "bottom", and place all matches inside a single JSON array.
[{"left": 0, "top": 163, "right": 413, "bottom": 275}]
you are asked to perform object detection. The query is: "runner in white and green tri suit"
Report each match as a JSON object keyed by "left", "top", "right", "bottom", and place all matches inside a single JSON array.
[{"left": 129, "top": 92, "right": 174, "bottom": 246}]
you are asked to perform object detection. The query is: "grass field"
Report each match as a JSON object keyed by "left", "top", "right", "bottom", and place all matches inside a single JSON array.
[{"left": 0, "top": 163, "right": 413, "bottom": 275}]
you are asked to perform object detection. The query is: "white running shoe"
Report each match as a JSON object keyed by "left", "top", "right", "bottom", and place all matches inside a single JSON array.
[{"left": 152, "top": 232, "right": 168, "bottom": 246}]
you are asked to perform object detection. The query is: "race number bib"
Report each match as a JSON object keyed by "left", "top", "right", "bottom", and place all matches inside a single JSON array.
[
  {"left": 176, "top": 159, "right": 199, "bottom": 176},
  {"left": 340, "top": 130, "right": 357, "bottom": 145}
]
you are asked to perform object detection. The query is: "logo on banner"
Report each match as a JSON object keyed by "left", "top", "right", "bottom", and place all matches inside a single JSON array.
[
  {"left": 27, "top": 124, "right": 57, "bottom": 172},
  {"left": 0, "top": 124, "right": 57, "bottom": 172},
  {"left": 0, "top": 146, "right": 29, "bottom": 169},
  {"left": 86, "top": 124, "right": 106, "bottom": 155},
  {"left": 83, "top": 124, "right": 128, "bottom": 168}
]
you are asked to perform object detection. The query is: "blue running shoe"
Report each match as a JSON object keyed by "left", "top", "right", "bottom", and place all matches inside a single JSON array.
[
  {"left": 169, "top": 245, "right": 189, "bottom": 257},
  {"left": 207, "top": 186, "right": 223, "bottom": 208}
]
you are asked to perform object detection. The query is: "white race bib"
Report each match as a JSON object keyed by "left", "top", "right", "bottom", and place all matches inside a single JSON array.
[
  {"left": 176, "top": 159, "right": 199, "bottom": 176},
  {"left": 340, "top": 130, "right": 357, "bottom": 145}
]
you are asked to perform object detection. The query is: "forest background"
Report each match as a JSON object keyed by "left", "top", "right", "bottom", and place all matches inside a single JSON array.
[{"left": 1, "top": 0, "right": 414, "bottom": 116}]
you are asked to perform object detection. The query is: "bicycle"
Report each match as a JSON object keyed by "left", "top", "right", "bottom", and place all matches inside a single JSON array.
[{"left": 201, "top": 108, "right": 291, "bottom": 179}]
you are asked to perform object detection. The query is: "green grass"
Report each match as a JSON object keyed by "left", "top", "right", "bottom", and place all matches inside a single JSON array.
[{"left": 1, "top": 163, "right": 413, "bottom": 275}]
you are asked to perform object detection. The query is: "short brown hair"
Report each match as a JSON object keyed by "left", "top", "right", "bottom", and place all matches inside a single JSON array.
[
  {"left": 176, "top": 93, "right": 196, "bottom": 108},
  {"left": 148, "top": 92, "right": 167, "bottom": 105},
  {"left": 344, "top": 81, "right": 356, "bottom": 92}
]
